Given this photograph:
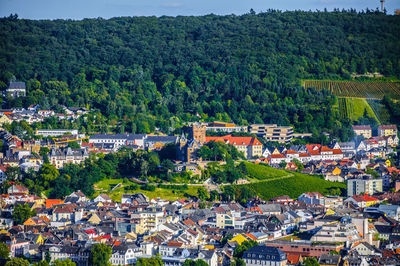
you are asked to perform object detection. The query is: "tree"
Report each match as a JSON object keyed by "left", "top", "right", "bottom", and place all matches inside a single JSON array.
[
  {"left": 0, "top": 242, "right": 9, "bottom": 259},
  {"left": 39, "top": 147, "right": 50, "bottom": 156},
  {"left": 89, "top": 244, "right": 112, "bottom": 266},
  {"left": 67, "top": 142, "right": 81, "bottom": 149},
  {"left": 38, "top": 164, "right": 60, "bottom": 187},
  {"left": 304, "top": 257, "right": 320, "bottom": 266},
  {"left": 197, "top": 187, "right": 209, "bottom": 201},
  {"left": 183, "top": 259, "right": 208, "bottom": 266},
  {"left": 5, "top": 257, "right": 30, "bottom": 266},
  {"left": 233, "top": 240, "right": 258, "bottom": 259},
  {"left": 13, "top": 203, "right": 36, "bottom": 225},
  {"left": 51, "top": 259, "right": 76, "bottom": 266},
  {"left": 33, "top": 261, "right": 49, "bottom": 266},
  {"left": 136, "top": 254, "right": 163, "bottom": 266}
]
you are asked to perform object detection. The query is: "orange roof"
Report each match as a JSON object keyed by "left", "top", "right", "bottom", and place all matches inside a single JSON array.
[
  {"left": 245, "top": 233, "right": 257, "bottom": 240},
  {"left": 287, "top": 254, "right": 301, "bottom": 264},
  {"left": 205, "top": 135, "right": 262, "bottom": 146},
  {"left": 285, "top": 150, "right": 298, "bottom": 154},
  {"left": 270, "top": 154, "right": 286, "bottom": 159},
  {"left": 167, "top": 240, "right": 183, "bottom": 247},
  {"left": 45, "top": 199, "right": 64, "bottom": 208}
]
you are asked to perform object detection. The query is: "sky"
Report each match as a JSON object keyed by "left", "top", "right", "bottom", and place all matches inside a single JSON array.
[{"left": 0, "top": 0, "right": 399, "bottom": 19}]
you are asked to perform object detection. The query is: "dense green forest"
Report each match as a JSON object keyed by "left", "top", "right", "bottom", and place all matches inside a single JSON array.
[{"left": 0, "top": 11, "right": 399, "bottom": 140}]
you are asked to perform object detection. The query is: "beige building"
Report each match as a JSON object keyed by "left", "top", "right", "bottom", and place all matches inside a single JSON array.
[
  {"left": 206, "top": 121, "right": 248, "bottom": 133},
  {"left": 378, "top": 124, "right": 398, "bottom": 137},
  {"left": 352, "top": 125, "right": 372, "bottom": 139},
  {"left": 249, "top": 124, "right": 294, "bottom": 143}
]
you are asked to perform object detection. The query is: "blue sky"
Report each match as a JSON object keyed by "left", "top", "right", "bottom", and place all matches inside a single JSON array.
[{"left": 0, "top": 0, "right": 398, "bottom": 19}]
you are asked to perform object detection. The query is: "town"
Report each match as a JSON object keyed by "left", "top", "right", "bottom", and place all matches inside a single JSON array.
[{"left": 2, "top": 82, "right": 400, "bottom": 265}]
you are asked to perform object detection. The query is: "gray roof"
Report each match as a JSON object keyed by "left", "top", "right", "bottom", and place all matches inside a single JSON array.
[
  {"left": 8, "top": 82, "right": 26, "bottom": 90},
  {"left": 91, "top": 134, "right": 128, "bottom": 140},
  {"left": 243, "top": 245, "right": 286, "bottom": 261},
  {"left": 146, "top": 136, "right": 178, "bottom": 143}
]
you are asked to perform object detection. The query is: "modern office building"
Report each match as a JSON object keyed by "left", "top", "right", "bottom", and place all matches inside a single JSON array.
[{"left": 249, "top": 124, "right": 294, "bottom": 143}]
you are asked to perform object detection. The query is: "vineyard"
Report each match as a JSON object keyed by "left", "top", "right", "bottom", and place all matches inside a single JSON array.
[
  {"left": 303, "top": 80, "right": 400, "bottom": 99},
  {"left": 338, "top": 97, "right": 379, "bottom": 123}
]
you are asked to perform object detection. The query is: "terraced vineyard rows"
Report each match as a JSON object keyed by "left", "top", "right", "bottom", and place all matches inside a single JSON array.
[
  {"left": 338, "top": 98, "right": 348, "bottom": 119},
  {"left": 304, "top": 80, "right": 400, "bottom": 99},
  {"left": 338, "top": 97, "right": 380, "bottom": 123}
]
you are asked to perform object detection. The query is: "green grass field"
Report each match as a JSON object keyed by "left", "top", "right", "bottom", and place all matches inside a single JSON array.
[
  {"left": 94, "top": 178, "right": 200, "bottom": 201},
  {"left": 244, "top": 162, "right": 291, "bottom": 181},
  {"left": 229, "top": 164, "right": 346, "bottom": 200}
]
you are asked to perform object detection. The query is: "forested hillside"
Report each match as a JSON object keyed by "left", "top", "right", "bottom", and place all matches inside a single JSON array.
[{"left": 0, "top": 11, "right": 399, "bottom": 140}]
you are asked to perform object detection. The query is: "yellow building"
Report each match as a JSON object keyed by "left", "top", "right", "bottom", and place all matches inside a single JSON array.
[
  {"left": 352, "top": 125, "right": 372, "bottom": 139},
  {"left": 378, "top": 125, "right": 398, "bottom": 137}
]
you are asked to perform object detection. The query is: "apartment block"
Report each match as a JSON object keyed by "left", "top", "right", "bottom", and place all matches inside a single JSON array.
[
  {"left": 249, "top": 124, "right": 293, "bottom": 143},
  {"left": 347, "top": 177, "right": 383, "bottom": 197}
]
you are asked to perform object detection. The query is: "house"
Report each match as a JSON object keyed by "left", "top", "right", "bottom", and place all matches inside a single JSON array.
[
  {"left": 49, "top": 147, "right": 89, "bottom": 168},
  {"left": 378, "top": 125, "right": 398, "bottom": 137},
  {"left": 7, "top": 185, "right": 29, "bottom": 194},
  {"left": 205, "top": 135, "right": 263, "bottom": 159},
  {"left": 110, "top": 243, "right": 142, "bottom": 265},
  {"left": 161, "top": 248, "right": 218, "bottom": 266},
  {"left": 318, "top": 254, "right": 341, "bottom": 266},
  {"left": 345, "top": 194, "right": 379, "bottom": 208},
  {"left": 6, "top": 81, "right": 26, "bottom": 97},
  {"left": 65, "top": 191, "right": 88, "bottom": 203},
  {"left": 377, "top": 204, "right": 400, "bottom": 220},
  {"left": 93, "top": 194, "right": 112, "bottom": 203},
  {"left": 352, "top": 125, "right": 372, "bottom": 139},
  {"left": 352, "top": 242, "right": 382, "bottom": 257},
  {"left": 242, "top": 245, "right": 287, "bottom": 266},
  {"left": 298, "top": 192, "right": 323, "bottom": 205}
]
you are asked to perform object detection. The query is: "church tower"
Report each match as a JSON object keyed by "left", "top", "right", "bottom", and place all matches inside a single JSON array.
[{"left": 190, "top": 123, "right": 206, "bottom": 145}]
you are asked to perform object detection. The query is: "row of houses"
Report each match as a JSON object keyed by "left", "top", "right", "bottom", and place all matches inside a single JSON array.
[{"left": 3, "top": 183, "right": 400, "bottom": 265}]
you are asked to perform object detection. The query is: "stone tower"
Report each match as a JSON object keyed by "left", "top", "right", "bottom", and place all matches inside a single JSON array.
[{"left": 189, "top": 123, "right": 206, "bottom": 145}]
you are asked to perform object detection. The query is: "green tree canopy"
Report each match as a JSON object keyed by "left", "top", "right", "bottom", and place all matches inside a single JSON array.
[
  {"left": 89, "top": 244, "right": 112, "bottom": 266},
  {"left": 12, "top": 203, "right": 36, "bottom": 225}
]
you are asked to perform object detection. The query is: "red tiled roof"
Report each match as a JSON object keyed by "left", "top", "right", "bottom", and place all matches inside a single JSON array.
[
  {"left": 352, "top": 194, "right": 378, "bottom": 202},
  {"left": 85, "top": 229, "right": 96, "bottom": 234},
  {"left": 182, "top": 219, "right": 196, "bottom": 227},
  {"left": 206, "top": 135, "right": 262, "bottom": 146}
]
